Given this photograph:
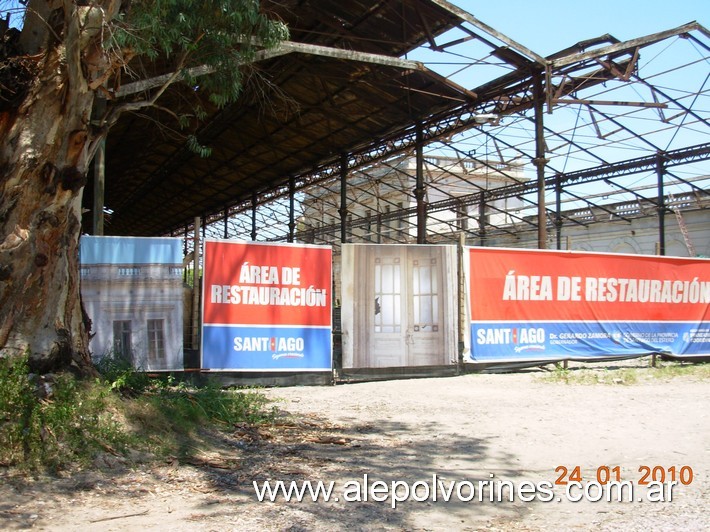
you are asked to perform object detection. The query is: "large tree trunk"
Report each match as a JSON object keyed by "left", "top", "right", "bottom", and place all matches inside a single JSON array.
[
  {"left": 0, "top": 37, "right": 95, "bottom": 375},
  {"left": 0, "top": 0, "right": 281, "bottom": 374}
]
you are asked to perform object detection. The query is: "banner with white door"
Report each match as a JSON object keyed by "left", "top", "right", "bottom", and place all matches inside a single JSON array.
[{"left": 341, "top": 244, "right": 458, "bottom": 368}]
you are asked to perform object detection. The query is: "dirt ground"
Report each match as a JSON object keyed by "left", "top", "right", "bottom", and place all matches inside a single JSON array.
[{"left": 1, "top": 359, "right": 708, "bottom": 531}]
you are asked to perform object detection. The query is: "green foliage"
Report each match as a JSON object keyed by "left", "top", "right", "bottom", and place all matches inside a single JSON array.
[
  {"left": 111, "top": 0, "right": 289, "bottom": 108},
  {"left": 650, "top": 359, "right": 710, "bottom": 380},
  {"left": 1, "top": 354, "right": 275, "bottom": 471},
  {"left": 94, "top": 351, "right": 151, "bottom": 396},
  {"left": 173, "top": 383, "right": 274, "bottom": 426},
  {"left": 0, "top": 355, "right": 130, "bottom": 472},
  {"left": 539, "top": 358, "right": 710, "bottom": 385},
  {"left": 123, "top": 380, "right": 275, "bottom": 458},
  {"left": 0, "top": 355, "right": 35, "bottom": 466},
  {"left": 187, "top": 134, "right": 212, "bottom": 158},
  {"left": 545, "top": 366, "right": 639, "bottom": 385}
]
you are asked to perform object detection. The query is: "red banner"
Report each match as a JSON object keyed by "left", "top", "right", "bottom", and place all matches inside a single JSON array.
[
  {"left": 203, "top": 240, "right": 332, "bottom": 327},
  {"left": 201, "top": 240, "right": 332, "bottom": 371},
  {"left": 467, "top": 247, "right": 710, "bottom": 361},
  {"left": 469, "top": 248, "right": 709, "bottom": 322}
]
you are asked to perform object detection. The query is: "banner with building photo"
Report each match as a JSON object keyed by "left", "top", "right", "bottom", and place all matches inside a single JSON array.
[
  {"left": 467, "top": 247, "right": 710, "bottom": 362},
  {"left": 80, "top": 236, "right": 185, "bottom": 371},
  {"left": 201, "top": 240, "right": 332, "bottom": 371}
]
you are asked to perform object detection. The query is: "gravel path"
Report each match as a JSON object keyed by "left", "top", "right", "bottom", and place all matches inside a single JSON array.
[{"left": 1, "top": 359, "right": 708, "bottom": 531}]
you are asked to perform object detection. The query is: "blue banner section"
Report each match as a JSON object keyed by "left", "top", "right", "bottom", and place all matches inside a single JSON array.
[
  {"left": 202, "top": 325, "right": 332, "bottom": 370},
  {"left": 81, "top": 236, "right": 182, "bottom": 265},
  {"left": 470, "top": 321, "right": 710, "bottom": 362}
]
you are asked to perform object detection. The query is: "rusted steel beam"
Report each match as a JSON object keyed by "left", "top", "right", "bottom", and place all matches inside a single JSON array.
[
  {"left": 550, "top": 22, "right": 704, "bottom": 68},
  {"left": 427, "top": 0, "right": 547, "bottom": 65},
  {"left": 116, "top": 42, "right": 425, "bottom": 98},
  {"left": 552, "top": 98, "right": 668, "bottom": 109}
]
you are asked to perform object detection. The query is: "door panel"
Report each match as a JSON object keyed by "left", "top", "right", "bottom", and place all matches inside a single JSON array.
[
  {"left": 369, "top": 252, "right": 406, "bottom": 366},
  {"left": 366, "top": 246, "right": 445, "bottom": 367},
  {"left": 407, "top": 247, "right": 444, "bottom": 365}
]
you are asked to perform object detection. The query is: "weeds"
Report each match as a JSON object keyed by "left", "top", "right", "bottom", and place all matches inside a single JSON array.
[
  {"left": 0, "top": 353, "right": 275, "bottom": 472},
  {"left": 543, "top": 366, "right": 638, "bottom": 385},
  {"left": 540, "top": 358, "right": 709, "bottom": 385},
  {"left": 0, "top": 354, "right": 36, "bottom": 466},
  {"left": 649, "top": 359, "right": 710, "bottom": 380},
  {"left": 120, "top": 382, "right": 276, "bottom": 459},
  {"left": 93, "top": 351, "right": 151, "bottom": 396},
  {"left": 0, "top": 354, "right": 129, "bottom": 472}
]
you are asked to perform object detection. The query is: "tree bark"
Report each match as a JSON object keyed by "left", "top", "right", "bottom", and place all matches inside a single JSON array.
[
  {"left": 0, "top": 0, "right": 285, "bottom": 375},
  {"left": 0, "top": 40, "right": 95, "bottom": 375}
]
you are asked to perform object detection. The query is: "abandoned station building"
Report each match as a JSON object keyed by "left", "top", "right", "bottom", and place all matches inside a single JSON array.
[
  {"left": 299, "top": 154, "right": 528, "bottom": 245},
  {"left": 70, "top": 0, "right": 709, "bottom": 375}
]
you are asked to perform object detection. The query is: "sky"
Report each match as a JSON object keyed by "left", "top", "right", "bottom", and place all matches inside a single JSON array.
[
  {"left": 451, "top": 0, "right": 709, "bottom": 56},
  {"left": 3, "top": 1, "right": 707, "bottom": 53}
]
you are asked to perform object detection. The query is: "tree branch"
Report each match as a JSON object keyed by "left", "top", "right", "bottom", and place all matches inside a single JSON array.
[
  {"left": 101, "top": 51, "right": 189, "bottom": 130},
  {"left": 64, "top": 0, "right": 85, "bottom": 94}
]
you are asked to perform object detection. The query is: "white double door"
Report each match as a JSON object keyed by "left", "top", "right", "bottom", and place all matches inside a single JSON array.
[{"left": 364, "top": 246, "right": 445, "bottom": 367}]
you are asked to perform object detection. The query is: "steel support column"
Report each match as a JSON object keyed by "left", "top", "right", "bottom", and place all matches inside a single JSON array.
[
  {"left": 478, "top": 192, "right": 486, "bottom": 247},
  {"left": 251, "top": 194, "right": 258, "bottom": 241},
  {"left": 555, "top": 173, "right": 563, "bottom": 250},
  {"left": 192, "top": 217, "right": 200, "bottom": 350},
  {"left": 415, "top": 123, "right": 427, "bottom": 244},
  {"left": 656, "top": 152, "right": 666, "bottom": 255},
  {"left": 339, "top": 153, "right": 348, "bottom": 244},
  {"left": 92, "top": 139, "right": 105, "bottom": 235},
  {"left": 288, "top": 176, "right": 296, "bottom": 243},
  {"left": 92, "top": 96, "right": 106, "bottom": 236},
  {"left": 533, "top": 72, "right": 548, "bottom": 249},
  {"left": 183, "top": 225, "right": 189, "bottom": 284}
]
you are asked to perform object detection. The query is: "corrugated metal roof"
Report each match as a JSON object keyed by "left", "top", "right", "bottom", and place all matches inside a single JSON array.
[{"left": 95, "top": 0, "right": 473, "bottom": 236}]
